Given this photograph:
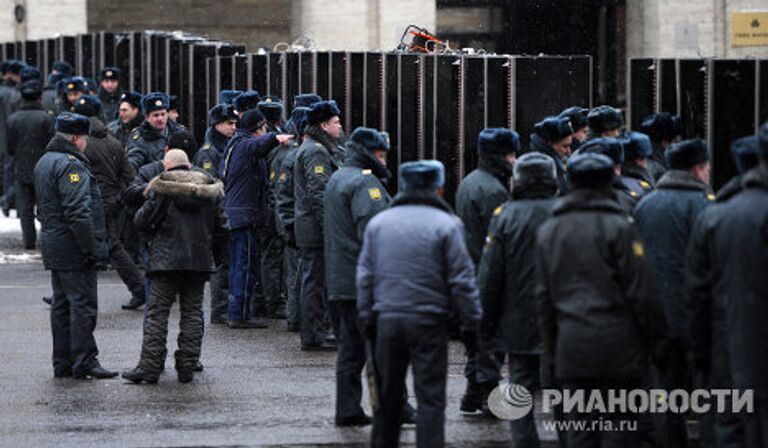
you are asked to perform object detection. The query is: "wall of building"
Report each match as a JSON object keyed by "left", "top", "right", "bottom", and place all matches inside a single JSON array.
[
  {"left": 627, "top": 0, "right": 768, "bottom": 59},
  {"left": 0, "top": 0, "right": 87, "bottom": 42}
]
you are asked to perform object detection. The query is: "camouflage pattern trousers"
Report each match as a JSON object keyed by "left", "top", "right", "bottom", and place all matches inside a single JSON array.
[{"left": 138, "top": 272, "right": 207, "bottom": 373}]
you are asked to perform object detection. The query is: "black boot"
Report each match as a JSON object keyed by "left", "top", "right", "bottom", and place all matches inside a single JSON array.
[
  {"left": 42, "top": 296, "right": 52, "bottom": 305},
  {"left": 460, "top": 378, "right": 484, "bottom": 414},
  {"left": 121, "top": 295, "right": 144, "bottom": 310},
  {"left": 122, "top": 367, "right": 160, "bottom": 384},
  {"left": 177, "top": 370, "right": 194, "bottom": 383}
]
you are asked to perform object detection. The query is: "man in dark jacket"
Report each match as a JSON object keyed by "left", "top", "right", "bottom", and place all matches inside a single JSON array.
[
  {"left": 559, "top": 106, "right": 589, "bottom": 152},
  {"left": 586, "top": 105, "right": 623, "bottom": 139},
  {"left": 635, "top": 139, "right": 713, "bottom": 447},
  {"left": 639, "top": 113, "right": 682, "bottom": 181},
  {"left": 285, "top": 94, "right": 321, "bottom": 135},
  {"left": 122, "top": 150, "right": 226, "bottom": 384},
  {"left": 717, "top": 135, "right": 760, "bottom": 202},
  {"left": 41, "top": 61, "right": 72, "bottom": 114},
  {"left": 455, "top": 128, "right": 518, "bottom": 414},
  {"left": 358, "top": 160, "right": 481, "bottom": 448},
  {"left": 536, "top": 152, "right": 665, "bottom": 446},
  {"left": 107, "top": 91, "right": 143, "bottom": 147},
  {"left": 193, "top": 104, "right": 237, "bottom": 179},
  {"left": 620, "top": 131, "right": 656, "bottom": 199},
  {"left": 96, "top": 67, "right": 123, "bottom": 125},
  {"left": 686, "top": 126, "right": 768, "bottom": 448},
  {"left": 73, "top": 94, "right": 145, "bottom": 309},
  {"left": 325, "top": 127, "right": 391, "bottom": 426},
  {"left": 127, "top": 92, "right": 185, "bottom": 170},
  {"left": 220, "top": 108, "right": 291, "bottom": 328},
  {"left": 6, "top": 80, "right": 55, "bottom": 249},
  {"left": 478, "top": 152, "right": 558, "bottom": 447},
  {"left": 275, "top": 107, "right": 310, "bottom": 332},
  {"left": 0, "top": 60, "right": 23, "bottom": 216},
  {"left": 579, "top": 137, "right": 640, "bottom": 213},
  {"left": 33, "top": 112, "right": 117, "bottom": 380},
  {"left": 294, "top": 100, "right": 345, "bottom": 350},
  {"left": 233, "top": 90, "right": 260, "bottom": 116},
  {"left": 530, "top": 116, "right": 573, "bottom": 193}
]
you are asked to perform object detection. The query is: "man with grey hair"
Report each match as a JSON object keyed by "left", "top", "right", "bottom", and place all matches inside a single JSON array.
[
  {"left": 33, "top": 112, "right": 116, "bottom": 380},
  {"left": 477, "top": 152, "right": 559, "bottom": 447}
]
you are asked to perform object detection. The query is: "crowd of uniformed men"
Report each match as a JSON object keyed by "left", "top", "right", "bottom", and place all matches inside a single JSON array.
[{"left": 0, "top": 56, "right": 766, "bottom": 448}]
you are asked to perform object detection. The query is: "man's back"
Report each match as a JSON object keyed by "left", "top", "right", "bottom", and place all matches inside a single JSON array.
[{"left": 6, "top": 102, "right": 55, "bottom": 183}]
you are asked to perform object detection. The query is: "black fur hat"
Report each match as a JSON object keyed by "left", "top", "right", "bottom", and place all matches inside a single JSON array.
[
  {"left": 56, "top": 112, "right": 90, "bottom": 135},
  {"left": 533, "top": 116, "right": 573, "bottom": 143},
  {"left": 666, "top": 139, "right": 710, "bottom": 170},
  {"left": 567, "top": 153, "right": 615, "bottom": 189},
  {"left": 350, "top": 127, "right": 390, "bottom": 152},
  {"left": 308, "top": 100, "right": 341, "bottom": 125},
  {"left": 142, "top": 92, "right": 170, "bottom": 115},
  {"left": 730, "top": 135, "right": 759, "bottom": 174},
  {"left": 72, "top": 95, "right": 102, "bottom": 118},
  {"left": 559, "top": 106, "right": 589, "bottom": 131},
  {"left": 477, "top": 128, "right": 520, "bottom": 155},
  {"left": 588, "top": 105, "right": 623, "bottom": 134},
  {"left": 233, "top": 91, "right": 261, "bottom": 114},
  {"left": 119, "top": 91, "right": 143, "bottom": 109},
  {"left": 209, "top": 104, "right": 238, "bottom": 125},
  {"left": 399, "top": 160, "right": 445, "bottom": 192},
  {"left": 579, "top": 137, "right": 625, "bottom": 165}
]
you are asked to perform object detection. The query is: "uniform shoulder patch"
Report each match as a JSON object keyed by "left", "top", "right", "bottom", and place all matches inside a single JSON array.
[
  {"left": 132, "top": 134, "right": 139, "bottom": 140},
  {"left": 361, "top": 169, "right": 372, "bottom": 175},
  {"left": 67, "top": 155, "right": 76, "bottom": 160},
  {"left": 627, "top": 215, "right": 635, "bottom": 224},
  {"left": 314, "top": 165, "right": 325, "bottom": 175},
  {"left": 368, "top": 187, "right": 382, "bottom": 201},
  {"left": 639, "top": 180, "right": 650, "bottom": 188},
  {"left": 707, "top": 193, "right": 716, "bottom": 201},
  {"left": 629, "top": 190, "right": 638, "bottom": 198},
  {"left": 493, "top": 205, "right": 503, "bottom": 217},
  {"left": 270, "top": 171, "right": 276, "bottom": 181},
  {"left": 203, "top": 143, "right": 211, "bottom": 150},
  {"left": 203, "top": 161, "right": 212, "bottom": 170},
  {"left": 278, "top": 171, "right": 287, "bottom": 182},
  {"left": 632, "top": 241, "right": 645, "bottom": 258},
  {"left": 69, "top": 173, "right": 81, "bottom": 184}
]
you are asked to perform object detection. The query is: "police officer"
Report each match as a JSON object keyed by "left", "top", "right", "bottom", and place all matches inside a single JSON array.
[
  {"left": 6, "top": 80, "right": 56, "bottom": 249},
  {"left": 233, "top": 90, "right": 261, "bottom": 117},
  {"left": 686, "top": 125, "right": 768, "bottom": 448},
  {"left": 478, "top": 152, "right": 559, "bottom": 447},
  {"left": 294, "top": 100, "right": 345, "bottom": 350},
  {"left": 259, "top": 97, "right": 285, "bottom": 133},
  {"left": 620, "top": 131, "right": 656, "bottom": 199},
  {"left": 530, "top": 116, "right": 574, "bottom": 193},
  {"left": 168, "top": 95, "right": 180, "bottom": 123},
  {"left": 220, "top": 108, "right": 291, "bottom": 328},
  {"left": 219, "top": 89, "right": 243, "bottom": 107},
  {"left": 559, "top": 106, "right": 589, "bottom": 151},
  {"left": 96, "top": 67, "right": 123, "bottom": 125},
  {"left": 587, "top": 105, "right": 623, "bottom": 139},
  {"left": 73, "top": 94, "right": 145, "bottom": 309},
  {"left": 579, "top": 137, "right": 639, "bottom": 213},
  {"left": 455, "top": 128, "right": 518, "bottom": 414},
  {"left": 0, "top": 60, "right": 23, "bottom": 216},
  {"left": 62, "top": 76, "right": 87, "bottom": 111},
  {"left": 285, "top": 94, "right": 321, "bottom": 135},
  {"left": 127, "top": 92, "right": 185, "bottom": 170},
  {"left": 639, "top": 112, "right": 682, "bottom": 181},
  {"left": 33, "top": 112, "right": 117, "bottom": 380},
  {"left": 717, "top": 135, "right": 759, "bottom": 201},
  {"left": 107, "top": 91, "right": 144, "bottom": 147},
  {"left": 194, "top": 104, "right": 238, "bottom": 179},
  {"left": 536, "top": 153, "right": 665, "bottom": 447},
  {"left": 634, "top": 139, "right": 713, "bottom": 448},
  {"left": 275, "top": 107, "right": 311, "bottom": 332},
  {"left": 42, "top": 61, "right": 73, "bottom": 114},
  {"left": 358, "top": 160, "right": 481, "bottom": 448},
  {"left": 324, "top": 127, "right": 391, "bottom": 426},
  {"left": 122, "top": 150, "right": 226, "bottom": 384}
]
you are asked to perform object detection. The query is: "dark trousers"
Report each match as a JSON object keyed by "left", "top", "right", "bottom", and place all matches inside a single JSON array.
[
  {"left": 745, "top": 400, "right": 768, "bottom": 448},
  {"left": 138, "top": 272, "right": 206, "bottom": 372},
  {"left": 560, "top": 379, "right": 642, "bottom": 448},
  {"left": 260, "top": 233, "right": 285, "bottom": 315},
  {"left": 2, "top": 154, "right": 13, "bottom": 211},
  {"left": 15, "top": 181, "right": 36, "bottom": 248},
  {"left": 464, "top": 330, "right": 504, "bottom": 385},
  {"left": 284, "top": 245, "right": 299, "bottom": 328},
  {"left": 210, "top": 255, "right": 229, "bottom": 321},
  {"left": 228, "top": 227, "right": 260, "bottom": 321},
  {"left": 105, "top": 203, "right": 144, "bottom": 299},
  {"left": 372, "top": 313, "right": 447, "bottom": 448},
  {"left": 508, "top": 353, "right": 542, "bottom": 448},
  {"left": 50, "top": 269, "right": 99, "bottom": 376},
  {"left": 299, "top": 247, "right": 328, "bottom": 346},
  {"left": 335, "top": 300, "right": 368, "bottom": 421},
  {"left": 658, "top": 346, "right": 690, "bottom": 448}
]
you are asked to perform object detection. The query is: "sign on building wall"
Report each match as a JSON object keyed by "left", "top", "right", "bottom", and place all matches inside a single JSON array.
[{"left": 732, "top": 12, "right": 768, "bottom": 47}]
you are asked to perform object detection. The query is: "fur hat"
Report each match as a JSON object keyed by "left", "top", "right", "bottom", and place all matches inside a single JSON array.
[
  {"left": 63, "top": 76, "right": 87, "bottom": 93},
  {"left": 51, "top": 61, "right": 73, "bottom": 76},
  {"left": 56, "top": 112, "right": 90, "bottom": 136},
  {"left": 3, "top": 60, "right": 25, "bottom": 75},
  {"left": 758, "top": 122, "right": 768, "bottom": 161},
  {"left": 308, "top": 100, "right": 341, "bottom": 125},
  {"left": 240, "top": 108, "right": 267, "bottom": 133},
  {"left": 639, "top": 112, "right": 682, "bottom": 143},
  {"left": 294, "top": 93, "right": 322, "bottom": 108},
  {"left": 233, "top": 91, "right": 261, "bottom": 114},
  {"left": 99, "top": 67, "right": 121, "bottom": 81},
  {"left": 119, "top": 91, "right": 143, "bottom": 109},
  {"left": 580, "top": 137, "right": 625, "bottom": 165},
  {"left": 513, "top": 152, "right": 557, "bottom": 191},
  {"left": 588, "top": 105, "right": 623, "bottom": 134},
  {"left": 622, "top": 131, "right": 652, "bottom": 161},
  {"left": 666, "top": 139, "right": 710, "bottom": 170},
  {"left": 258, "top": 100, "right": 284, "bottom": 123},
  {"left": 533, "top": 116, "right": 573, "bottom": 143},
  {"left": 293, "top": 107, "right": 310, "bottom": 136},
  {"left": 399, "top": 160, "right": 445, "bottom": 192},
  {"left": 219, "top": 90, "right": 243, "bottom": 106},
  {"left": 559, "top": 106, "right": 589, "bottom": 131},
  {"left": 20, "top": 66, "right": 41, "bottom": 83},
  {"left": 730, "top": 135, "right": 759, "bottom": 174},
  {"left": 209, "top": 104, "right": 238, "bottom": 125},
  {"left": 20, "top": 80, "right": 43, "bottom": 100},
  {"left": 477, "top": 128, "right": 520, "bottom": 155},
  {"left": 167, "top": 130, "right": 198, "bottom": 159},
  {"left": 567, "top": 152, "right": 616, "bottom": 189},
  {"left": 350, "top": 127, "right": 390, "bottom": 152},
  {"left": 168, "top": 95, "right": 179, "bottom": 111},
  {"left": 83, "top": 78, "right": 97, "bottom": 93},
  {"left": 72, "top": 94, "right": 102, "bottom": 118},
  {"left": 142, "top": 92, "right": 170, "bottom": 115}
]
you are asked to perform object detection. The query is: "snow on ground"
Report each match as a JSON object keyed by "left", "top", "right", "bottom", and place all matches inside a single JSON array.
[{"left": 0, "top": 211, "right": 39, "bottom": 234}]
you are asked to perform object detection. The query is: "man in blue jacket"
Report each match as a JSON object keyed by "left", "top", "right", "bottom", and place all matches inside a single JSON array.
[
  {"left": 33, "top": 112, "right": 117, "bottom": 380},
  {"left": 220, "top": 108, "right": 292, "bottom": 329},
  {"left": 357, "top": 160, "right": 481, "bottom": 448}
]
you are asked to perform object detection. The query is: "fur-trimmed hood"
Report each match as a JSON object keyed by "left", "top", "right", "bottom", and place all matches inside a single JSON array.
[{"left": 145, "top": 168, "right": 223, "bottom": 211}]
